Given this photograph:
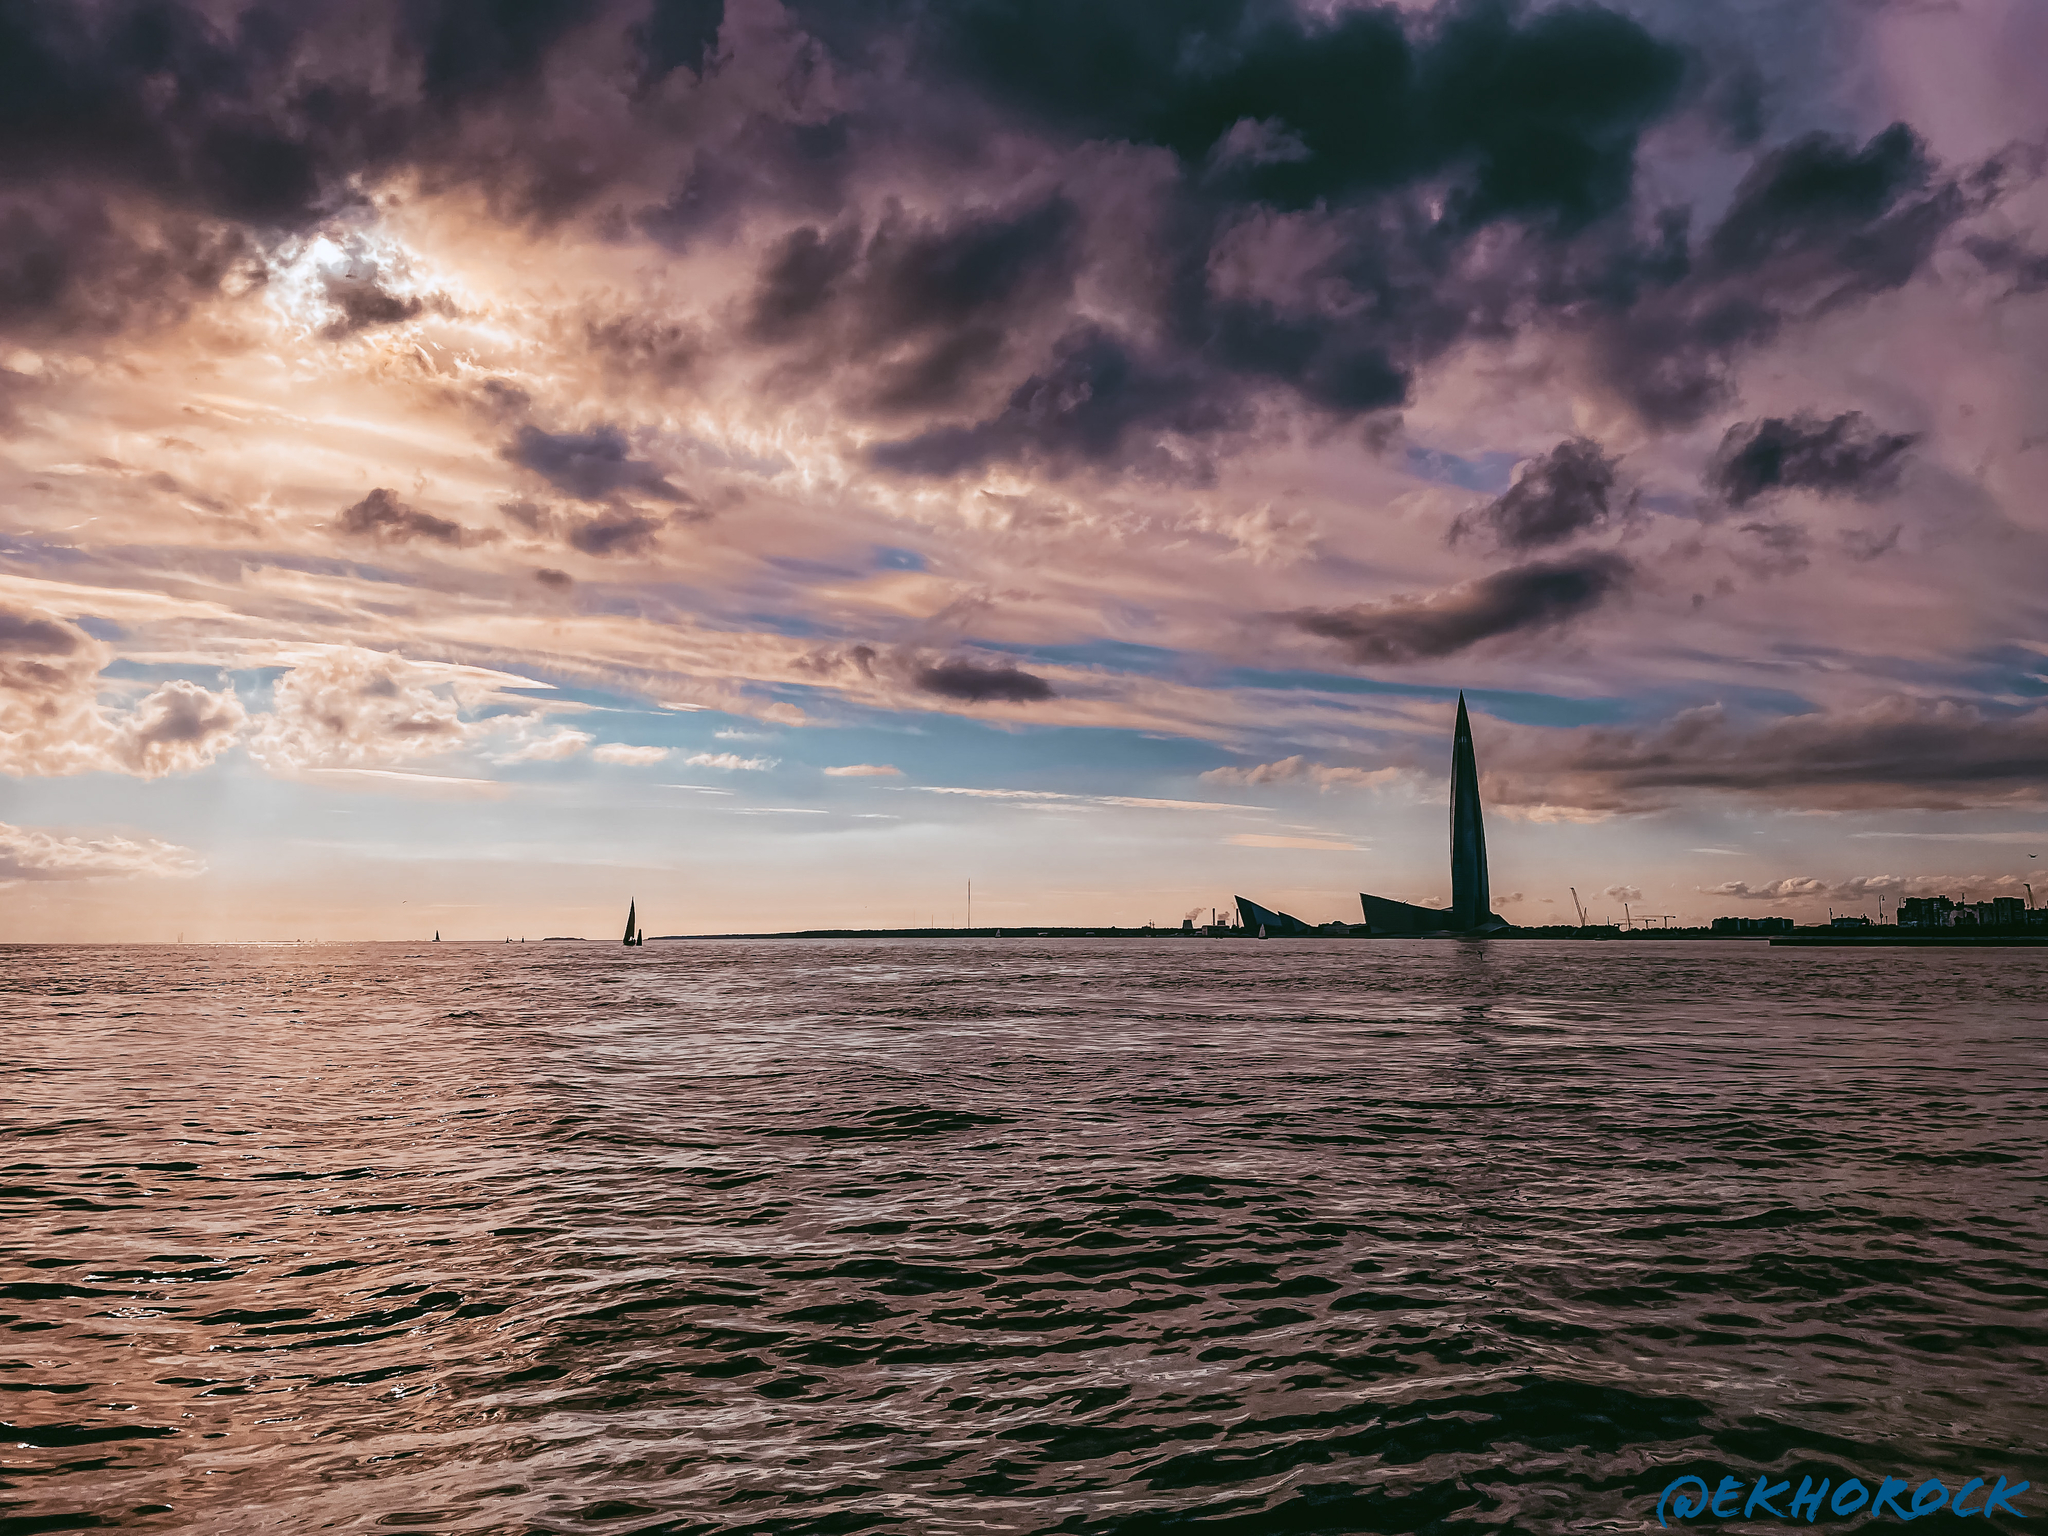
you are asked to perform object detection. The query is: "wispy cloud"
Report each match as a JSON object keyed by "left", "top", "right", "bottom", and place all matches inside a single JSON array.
[
  {"left": 0, "top": 823, "right": 204, "bottom": 884},
  {"left": 497, "top": 728, "right": 592, "bottom": 763},
  {"left": 917, "top": 788, "right": 1262, "bottom": 813},
  {"left": 301, "top": 768, "right": 508, "bottom": 799},
  {"left": 825, "top": 763, "right": 902, "bottom": 777},
  {"left": 1226, "top": 834, "right": 1363, "bottom": 851},
  {"left": 592, "top": 743, "right": 670, "bottom": 765},
  {"left": 1202, "top": 758, "right": 1405, "bottom": 790},
  {"left": 683, "top": 751, "right": 779, "bottom": 771}
]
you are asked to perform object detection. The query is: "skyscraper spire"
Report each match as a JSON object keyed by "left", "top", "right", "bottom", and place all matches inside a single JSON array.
[
  {"left": 1353, "top": 692, "right": 1505, "bottom": 934},
  {"left": 1449, "top": 693, "right": 1491, "bottom": 930}
]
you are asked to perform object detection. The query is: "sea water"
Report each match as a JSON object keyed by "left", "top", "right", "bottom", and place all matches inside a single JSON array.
[{"left": 4, "top": 940, "right": 2044, "bottom": 1533}]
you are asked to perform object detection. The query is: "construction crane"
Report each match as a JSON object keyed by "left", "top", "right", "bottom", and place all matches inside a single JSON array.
[{"left": 1570, "top": 887, "right": 1588, "bottom": 927}]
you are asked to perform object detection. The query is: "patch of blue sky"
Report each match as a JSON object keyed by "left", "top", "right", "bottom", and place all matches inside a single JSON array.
[
  {"left": 0, "top": 534, "right": 95, "bottom": 568},
  {"left": 974, "top": 638, "right": 1188, "bottom": 677},
  {"left": 1638, "top": 490, "right": 1706, "bottom": 519},
  {"left": 732, "top": 610, "right": 841, "bottom": 639},
  {"left": 482, "top": 676, "right": 636, "bottom": 708},
  {"left": 92, "top": 543, "right": 415, "bottom": 586},
  {"left": 874, "top": 546, "right": 927, "bottom": 572},
  {"left": 574, "top": 590, "right": 673, "bottom": 622},
  {"left": 1404, "top": 446, "right": 1520, "bottom": 494},
  {"left": 1217, "top": 668, "right": 1631, "bottom": 727},
  {"left": 74, "top": 615, "right": 127, "bottom": 641},
  {"left": 756, "top": 699, "right": 1235, "bottom": 789},
  {"left": 100, "top": 656, "right": 230, "bottom": 684},
  {"left": 1950, "top": 644, "right": 2048, "bottom": 702},
  {"left": 0, "top": 758, "right": 245, "bottom": 836},
  {"left": 760, "top": 553, "right": 869, "bottom": 582}
]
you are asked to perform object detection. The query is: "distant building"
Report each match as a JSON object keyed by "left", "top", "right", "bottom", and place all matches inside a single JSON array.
[
  {"left": 1830, "top": 915, "right": 1872, "bottom": 928},
  {"left": 1898, "top": 896, "right": 1955, "bottom": 928},
  {"left": 1711, "top": 916, "right": 1794, "bottom": 934},
  {"left": 1992, "top": 896, "right": 2027, "bottom": 926},
  {"left": 1234, "top": 896, "right": 1313, "bottom": 935}
]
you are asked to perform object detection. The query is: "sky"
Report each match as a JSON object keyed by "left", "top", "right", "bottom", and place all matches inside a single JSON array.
[{"left": 2, "top": 0, "right": 2047, "bottom": 941}]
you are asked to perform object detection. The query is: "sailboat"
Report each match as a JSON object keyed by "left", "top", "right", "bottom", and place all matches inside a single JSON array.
[
  {"left": 434, "top": 931, "right": 440, "bottom": 942},
  {"left": 622, "top": 900, "right": 644, "bottom": 947}
]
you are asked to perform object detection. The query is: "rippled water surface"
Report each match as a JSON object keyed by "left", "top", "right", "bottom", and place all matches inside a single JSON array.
[{"left": 5, "top": 940, "right": 2045, "bottom": 1534}]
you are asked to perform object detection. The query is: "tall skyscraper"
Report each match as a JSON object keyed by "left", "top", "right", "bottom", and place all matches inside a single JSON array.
[
  {"left": 1447, "top": 695, "right": 1491, "bottom": 931},
  {"left": 1357, "top": 692, "right": 1506, "bottom": 935}
]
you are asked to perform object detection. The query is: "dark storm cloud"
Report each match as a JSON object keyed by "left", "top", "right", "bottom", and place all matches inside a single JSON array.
[
  {"left": 0, "top": 192, "right": 258, "bottom": 339},
  {"left": 1841, "top": 524, "right": 1901, "bottom": 562},
  {"left": 1706, "top": 411, "right": 1917, "bottom": 506},
  {"left": 1490, "top": 698, "right": 2048, "bottom": 812},
  {"left": 499, "top": 499, "right": 550, "bottom": 533},
  {"left": 747, "top": 223, "right": 861, "bottom": 340},
  {"left": 802, "top": 8, "right": 2005, "bottom": 469},
  {"left": 1966, "top": 235, "right": 2048, "bottom": 294},
  {"left": 0, "top": 0, "right": 712, "bottom": 336},
  {"left": 827, "top": 0, "right": 1701, "bottom": 466},
  {"left": 1449, "top": 438, "right": 1620, "bottom": 550},
  {"left": 320, "top": 272, "right": 425, "bottom": 337},
  {"left": 566, "top": 511, "right": 663, "bottom": 557},
  {"left": 0, "top": 1, "right": 335, "bottom": 225},
  {"left": 1735, "top": 518, "right": 1811, "bottom": 576},
  {"left": 639, "top": 117, "right": 855, "bottom": 247},
  {"left": 915, "top": 659, "right": 1056, "bottom": 703},
  {"left": 1587, "top": 125, "right": 2005, "bottom": 426},
  {"left": 1294, "top": 552, "right": 1631, "bottom": 664},
  {"left": 918, "top": 0, "right": 1686, "bottom": 226},
  {"left": 862, "top": 198, "right": 1078, "bottom": 338},
  {"left": 0, "top": 609, "right": 81, "bottom": 655},
  {"left": 1706, "top": 123, "right": 1932, "bottom": 273},
  {"left": 505, "top": 424, "right": 686, "bottom": 503},
  {"left": 338, "top": 487, "right": 493, "bottom": 546},
  {"left": 583, "top": 312, "right": 701, "bottom": 382},
  {"left": 633, "top": 0, "right": 725, "bottom": 84},
  {"left": 534, "top": 566, "right": 572, "bottom": 588},
  {"left": 0, "top": 0, "right": 2018, "bottom": 471},
  {"left": 795, "top": 641, "right": 1057, "bottom": 703},
  {"left": 870, "top": 327, "right": 1236, "bottom": 476},
  {"left": 405, "top": 0, "right": 592, "bottom": 107},
  {"left": 1191, "top": 294, "right": 1410, "bottom": 416},
  {"left": 499, "top": 497, "right": 664, "bottom": 556},
  {"left": 0, "top": 0, "right": 601, "bottom": 339},
  {"left": 746, "top": 197, "right": 1080, "bottom": 408}
]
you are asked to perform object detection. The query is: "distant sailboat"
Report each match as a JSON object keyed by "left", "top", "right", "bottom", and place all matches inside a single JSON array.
[
  {"left": 623, "top": 901, "right": 644, "bottom": 947},
  {"left": 434, "top": 931, "right": 440, "bottom": 942}
]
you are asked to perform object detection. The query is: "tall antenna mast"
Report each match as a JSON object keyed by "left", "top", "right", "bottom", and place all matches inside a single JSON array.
[{"left": 967, "top": 879, "right": 972, "bottom": 931}]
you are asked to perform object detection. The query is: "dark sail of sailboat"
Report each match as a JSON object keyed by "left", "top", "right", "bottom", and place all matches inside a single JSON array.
[{"left": 623, "top": 900, "right": 638, "bottom": 947}]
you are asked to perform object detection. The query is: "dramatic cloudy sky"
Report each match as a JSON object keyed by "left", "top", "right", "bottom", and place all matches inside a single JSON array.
[{"left": 3, "top": 0, "right": 2046, "bottom": 939}]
